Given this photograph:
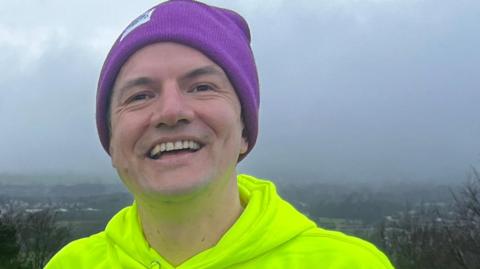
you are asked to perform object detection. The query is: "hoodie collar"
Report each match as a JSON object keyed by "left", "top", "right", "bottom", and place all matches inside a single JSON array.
[{"left": 105, "top": 174, "right": 316, "bottom": 268}]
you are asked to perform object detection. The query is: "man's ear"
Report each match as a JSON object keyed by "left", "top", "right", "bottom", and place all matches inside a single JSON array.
[
  {"left": 240, "top": 128, "right": 249, "bottom": 155},
  {"left": 109, "top": 144, "right": 116, "bottom": 168}
]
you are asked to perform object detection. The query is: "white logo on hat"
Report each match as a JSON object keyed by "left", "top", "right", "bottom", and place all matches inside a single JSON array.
[{"left": 120, "top": 8, "right": 155, "bottom": 41}]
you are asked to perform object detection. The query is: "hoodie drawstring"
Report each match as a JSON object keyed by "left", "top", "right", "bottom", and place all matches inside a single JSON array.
[{"left": 150, "top": 260, "right": 161, "bottom": 269}]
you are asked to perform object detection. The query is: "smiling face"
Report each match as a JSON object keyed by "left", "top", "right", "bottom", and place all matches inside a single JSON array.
[{"left": 109, "top": 42, "right": 248, "bottom": 201}]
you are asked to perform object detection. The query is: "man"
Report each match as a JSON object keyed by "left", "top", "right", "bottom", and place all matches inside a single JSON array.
[{"left": 46, "top": 1, "right": 394, "bottom": 268}]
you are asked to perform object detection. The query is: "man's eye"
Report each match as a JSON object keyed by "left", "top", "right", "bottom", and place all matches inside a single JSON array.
[
  {"left": 192, "top": 84, "right": 213, "bottom": 92},
  {"left": 127, "top": 93, "right": 151, "bottom": 103}
]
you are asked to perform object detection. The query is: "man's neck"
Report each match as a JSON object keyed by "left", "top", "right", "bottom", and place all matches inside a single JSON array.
[{"left": 136, "top": 175, "right": 244, "bottom": 266}]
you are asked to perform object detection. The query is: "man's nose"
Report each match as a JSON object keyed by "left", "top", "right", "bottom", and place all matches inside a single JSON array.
[{"left": 150, "top": 83, "right": 194, "bottom": 128}]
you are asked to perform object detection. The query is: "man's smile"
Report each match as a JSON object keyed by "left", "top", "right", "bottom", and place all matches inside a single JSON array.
[{"left": 148, "top": 139, "right": 203, "bottom": 160}]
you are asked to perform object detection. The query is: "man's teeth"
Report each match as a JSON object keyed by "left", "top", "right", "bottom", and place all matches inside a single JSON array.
[{"left": 150, "top": 140, "right": 200, "bottom": 158}]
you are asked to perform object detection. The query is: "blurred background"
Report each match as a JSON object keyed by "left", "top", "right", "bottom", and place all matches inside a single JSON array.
[{"left": 0, "top": 1, "right": 479, "bottom": 268}]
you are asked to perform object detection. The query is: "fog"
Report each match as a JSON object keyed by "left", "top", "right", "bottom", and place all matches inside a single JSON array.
[{"left": 1, "top": 0, "right": 479, "bottom": 184}]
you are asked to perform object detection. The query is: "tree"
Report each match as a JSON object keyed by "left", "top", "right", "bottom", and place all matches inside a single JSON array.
[
  {"left": 377, "top": 203, "right": 458, "bottom": 269},
  {"left": 377, "top": 167, "right": 480, "bottom": 269},
  {"left": 16, "top": 209, "right": 71, "bottom": 269},
  {"left": 445, "top": 167, "right": 480, "bottom": 269},
  {"left": 0, "top": 209, "right": 71, "bottom": 269},
  {"left": 0, "top": 212, "right": 22, "bottom": 269}
]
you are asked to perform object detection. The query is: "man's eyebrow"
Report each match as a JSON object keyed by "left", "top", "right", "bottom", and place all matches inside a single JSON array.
[
  {"left": 114, "top": 66, "right": 225, "bottom": 99},
  {"left": 115, "top": 77, "right": 154, "bottom": 99},
  {"left": 180, "top": 65, "right": 226, "bottom": 81}
]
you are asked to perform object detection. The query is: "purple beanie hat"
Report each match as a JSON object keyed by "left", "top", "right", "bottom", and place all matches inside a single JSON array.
[{"left": 96, "top": 0, "right": 259, "bottom": 159}]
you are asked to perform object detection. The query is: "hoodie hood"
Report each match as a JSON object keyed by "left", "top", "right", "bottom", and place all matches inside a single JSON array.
[{"left": 104, "top": 174, "right": 317, "bottom": 268}]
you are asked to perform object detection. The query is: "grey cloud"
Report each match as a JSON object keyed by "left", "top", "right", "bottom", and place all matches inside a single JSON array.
[
  {"left": 1, "top": 0, "right": 479, "bottom": 184},
  {"left": 0, "top": 43, "right": 112, "bottom": 178},
  {"left": 238, "top": 0, "right": 480, "bottom": 183}
]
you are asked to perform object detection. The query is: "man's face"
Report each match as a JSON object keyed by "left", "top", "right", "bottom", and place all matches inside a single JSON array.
[{"left": 109, "top": 42, "right": 248, "bottom": 201}]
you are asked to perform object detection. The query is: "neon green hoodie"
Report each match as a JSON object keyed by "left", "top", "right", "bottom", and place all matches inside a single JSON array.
[{"left": 45, "top": 175, "right": 394, "bottom": 268}]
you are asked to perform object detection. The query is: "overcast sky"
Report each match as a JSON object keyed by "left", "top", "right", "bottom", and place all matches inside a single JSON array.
[{"left": 1, "top": 0, "right": 479, "bottom": 184}]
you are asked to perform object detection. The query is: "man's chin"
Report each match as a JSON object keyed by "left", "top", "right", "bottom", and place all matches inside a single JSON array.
[{"left": 136, "top": 177, "right": 213, "bottom": 204}]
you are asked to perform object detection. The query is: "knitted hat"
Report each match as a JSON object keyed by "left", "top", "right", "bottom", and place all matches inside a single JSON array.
[{"left": 96, "top": 0, "right": 259, "bottom": 160}]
